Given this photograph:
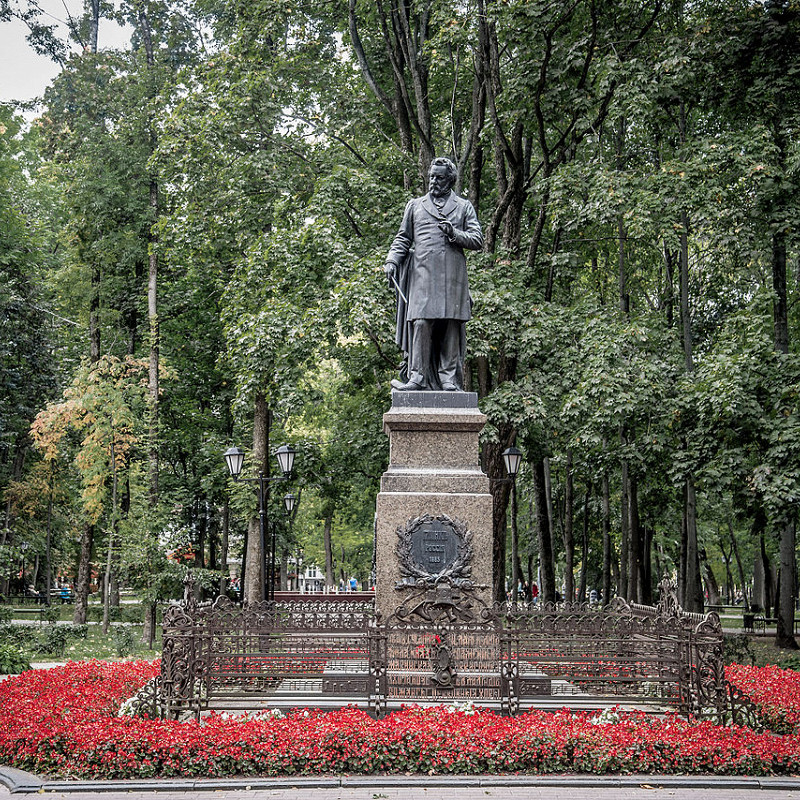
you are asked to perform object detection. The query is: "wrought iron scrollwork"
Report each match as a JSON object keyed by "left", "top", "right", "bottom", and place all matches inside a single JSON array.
[
  {"left": 158, "top": 577, "right": 748, "bottom": 727},
  {"left": 126, "top": 676, "right": 164, "bottom": 719},
  {"left": 431, "top": 637, "right": 456, "bottom": 689}
]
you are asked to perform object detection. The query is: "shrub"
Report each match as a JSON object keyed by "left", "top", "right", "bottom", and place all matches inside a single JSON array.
[
  {"left": 0, "top": 605, "right": 13, "bottom": 623},
  {"left": 777, "top": 654, "right": 800, "bottom": 672},
  {"left": 63, "top": 624, "right": 89, "bottom": 641},
  {"left": 42, "top": 605, "right": 61, "bottom": 625},
  {"left": 34, "top": 626, "right": 69, "bottom": 657},
  {"left": 0, "top": 644, "right": 30, "bottom": 674},
  {"left": 112, "top": 624, "right": 135, "bottom": 657},
  {"left": 0, "top": 623, "right": 36, "bottom": 648},
  {"left": 724, "top": 634, "right": 756, "bottom": 666}
]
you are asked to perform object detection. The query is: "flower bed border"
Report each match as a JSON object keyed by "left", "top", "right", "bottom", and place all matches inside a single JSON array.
[{"left": 1, "top": 661, "right": 800, "bottom": 780}]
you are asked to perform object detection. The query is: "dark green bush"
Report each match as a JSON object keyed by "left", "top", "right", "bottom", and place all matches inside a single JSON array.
[
  {"left": 724, "top": 633, "right": 756, "bottom": 665},
  {"left": 0, "top": 623, "right": 36, "bottom": 648},
  {"left": 777, "top": 653, "right": 800, "bottom": 672},
  {"left": 61, "top": 624, "right": 89, "bottom": 642},
  {"left": 112, "top": 625, "right": 135, "bottom": 657},
  {"left": 0, "top": 643, "right": 30, "bottom": 674},
  {"left": 35, "top": 626, "right": 69, "bottom": 656}
]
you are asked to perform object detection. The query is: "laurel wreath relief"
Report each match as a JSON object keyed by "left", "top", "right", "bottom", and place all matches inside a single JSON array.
[{"left": 395, "top": 513, "right": 473, "bottom": 586}]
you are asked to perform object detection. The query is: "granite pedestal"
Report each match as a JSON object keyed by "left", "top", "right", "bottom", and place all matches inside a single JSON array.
[{"left": 375, "top": 391, "right": 493, "bottom": 619}]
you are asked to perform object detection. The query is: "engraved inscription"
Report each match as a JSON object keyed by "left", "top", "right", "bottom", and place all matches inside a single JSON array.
[
  {"left": 395, "top": 514, "right": 473, "bottom": 588},
  {"left": 410, "top": 521, "right": 459, "bottom": 575}
]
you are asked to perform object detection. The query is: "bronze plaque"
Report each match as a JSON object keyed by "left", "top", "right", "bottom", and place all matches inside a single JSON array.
[
  {"left": 395, "top": 514, "right": 473, "bottom": 587},
  {"left": 410, "top": 519, "right": 459, "bottom": 575}
]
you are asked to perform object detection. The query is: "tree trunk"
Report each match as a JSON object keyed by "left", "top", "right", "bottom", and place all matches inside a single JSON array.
[
  {"left": 619, "top": 449, "right": 629, "bottom": 600},
  {"left": 562, "top": 451, "right": 574, "bottom": 603},
  {"left": 280, "top": 550, "right": 289, "bottom": 591},
  {"left": 487, "top": 440, "right": 511, "bottom": 603},
  {"left": 642, "top": 525, "right": 653, "bottom": 605},
  {"left": 679, "top": 504, "right": 687, "bottom": 608},
  {"left": 684, "top": 476, "right": 703, "bottom": 612},
  {"left": 578, "top": 484, "right": 590, "bottom": 603},
  {"left": 88, "top": 0, "right": 100, "bottom": 53},
  {"left": 195, "top": 501, "right": 206, "bottom": 570},
  {"left": 102, "top": 439, "right": 119, "bottom": 635},
  {"left": 628, "top": 473, "right": 642, "bottom": 603},
  {"left": 700, "top": 548, "right": 721, "bottom": 607},
  {"left": 219, "top": 501, "right": 230, "bottom": 597},
  {"left": 718, "top": 535, "right": 735, "bottom": 604},
  {"left": 208, "top": 500, "right": 217, "bottom": 571},
  {"left": 602, "top": 469, "right": 612, "bottom": 605},
  {"left": 533, "top": 458, "right": 556, "bottom": 604},
  {"left": 772, "top": 228, "right": 797, "bottom": 647},
  {"left": 777, "top": 519, "right": 798, "bottom": 648},
  {"left": 72, "top": 524, "right": 94, "bottom": 625},
  {"left": 323, "top": 512, "right": 334, "bottom": 589},
  {"left": 45, "top": 479, "right": 53, "bottom": 606},
  {"left": 245, "top": 394, "right": 270, "bottom": 604},
  {"left": 617, "top": 117, "right": 629, "bottom": 314},
  {"left": 137, "top": 4, "right": 160, "bottom": 647}
]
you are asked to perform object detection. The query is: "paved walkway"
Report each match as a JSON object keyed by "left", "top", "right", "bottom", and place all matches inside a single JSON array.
[
  {"left": 5, "top": 787, "right": 800, "bottom": 800},
  {"left": 3, "top": 769, "right": 800, "bottom": 798}
]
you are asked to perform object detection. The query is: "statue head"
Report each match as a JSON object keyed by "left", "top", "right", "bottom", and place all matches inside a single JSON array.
[{"left": 428, "top": 157, "right": 457, "bottom": 197}]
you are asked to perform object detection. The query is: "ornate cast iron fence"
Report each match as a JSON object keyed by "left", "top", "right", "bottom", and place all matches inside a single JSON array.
[
  {"left": 157, "top": 580, "right": 757, "bottom": 725},
  {"left": 160, "top": 596, "right": 377, "bottom": 718}
]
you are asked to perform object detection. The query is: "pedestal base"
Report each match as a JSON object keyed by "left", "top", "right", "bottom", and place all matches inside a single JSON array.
[{"left": 375, "top": 391, "right": 493, "bottom": 618}]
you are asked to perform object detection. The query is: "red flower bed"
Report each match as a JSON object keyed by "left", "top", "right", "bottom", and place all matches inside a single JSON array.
[
  {"left": 1, "top": 660, "right": 800, "bottom": 779},
  {"left": 726, "top": 664, "right": 800, "bottom": 734}
]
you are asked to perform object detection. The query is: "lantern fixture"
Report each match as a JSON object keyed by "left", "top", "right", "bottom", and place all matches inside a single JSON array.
[
  {"left": 502, "top": 446, "right": 523, "bottom": 478},
  {"left": 275, "top": 444, "right": 296, "bottom": 477},
  {"left": 223, "top": 446, "right": 245, "bottom": 478}
]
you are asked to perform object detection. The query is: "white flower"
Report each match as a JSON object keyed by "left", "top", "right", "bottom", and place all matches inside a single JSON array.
[{"left": 590, "top": 708, "right": 621, "bottom": 725}]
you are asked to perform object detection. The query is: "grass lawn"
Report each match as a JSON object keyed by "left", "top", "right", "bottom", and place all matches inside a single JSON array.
[{"left": 1, "top": 598, "right": 161, "bottom": 668}]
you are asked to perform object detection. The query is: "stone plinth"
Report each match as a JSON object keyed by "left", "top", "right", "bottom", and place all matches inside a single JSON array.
[{"left": 375, "top": 391, "right": 493, "bottom": 618}]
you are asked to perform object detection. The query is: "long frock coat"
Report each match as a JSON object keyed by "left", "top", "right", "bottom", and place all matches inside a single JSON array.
[{"left": 386, "top": 191, "right": 483, "bottom": 323}]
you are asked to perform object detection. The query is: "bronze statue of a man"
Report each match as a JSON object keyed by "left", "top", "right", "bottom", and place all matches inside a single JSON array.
[{"left": 385, "top": 157, "right": 483, "bottom": 391}]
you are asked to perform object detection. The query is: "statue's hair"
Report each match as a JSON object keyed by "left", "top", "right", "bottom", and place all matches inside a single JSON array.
[{"left": 430, "top": 157, "right": 457, "bottom": 185}]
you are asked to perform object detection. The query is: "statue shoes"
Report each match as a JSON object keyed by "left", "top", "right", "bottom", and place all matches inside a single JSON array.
[{"left": 391, "top": 378, "right": 426, "bottom": 391}]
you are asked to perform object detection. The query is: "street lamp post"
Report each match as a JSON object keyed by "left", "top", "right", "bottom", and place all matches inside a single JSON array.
[
  {"left": 224, "top": 444, "right": 297, "bottom": 602},
  {"left": 502, "top": 446, "right": 523, "bottom": 604},
  {"left": 282, "top": 491, "right": 298, "bottom": 591}
]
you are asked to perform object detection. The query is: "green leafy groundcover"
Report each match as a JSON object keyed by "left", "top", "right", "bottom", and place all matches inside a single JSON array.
[{"left": 1, "top": 660, "right": 800, "bottom": 778}]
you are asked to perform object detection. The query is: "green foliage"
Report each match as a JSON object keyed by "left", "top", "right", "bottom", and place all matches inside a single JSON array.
[
  {"left": 34, "top": 626, "right": 70, "bottom": 657},
  {"left": 111, "top": 624, "right": 136, "bottom": 658},
  {"left": 3, "top": 0, "right": 799, "bottom": 618},
  {"left": 0, "top": 643, "right": 31, "bottom": 675},
  {"left": 724, "top": 634, "right": 757, "bottom": 666},
  {"left": 0, "top": 623, "right": 35, "bottom": 649},
  {"left": 777, "top": 654, "right": 800, "bottom": 673}
]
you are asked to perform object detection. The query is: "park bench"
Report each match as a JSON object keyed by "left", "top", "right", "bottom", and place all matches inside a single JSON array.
[
  {"left": 6, "top": 594, "right": 45, "bottom": 606},
  {"left": 707, "top": 604, "right": 741, "bottom": 615},
  {"left": 11, "top": 606, "right": 44, "bottom": 622},
  {"left": 749, "top": 615, "right": 778, "bottom": 633}
]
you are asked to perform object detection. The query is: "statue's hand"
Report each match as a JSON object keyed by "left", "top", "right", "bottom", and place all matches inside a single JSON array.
[
  {"left": 384, "top": 263, "right": 396, "bottom": 287},
  {"left": 438, "top": 220, "right": 455, "bottom": 240}
]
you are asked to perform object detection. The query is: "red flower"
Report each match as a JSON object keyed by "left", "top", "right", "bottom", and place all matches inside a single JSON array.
[{"left": 1, "top": 661, "right": 799, "bottom": 779}]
